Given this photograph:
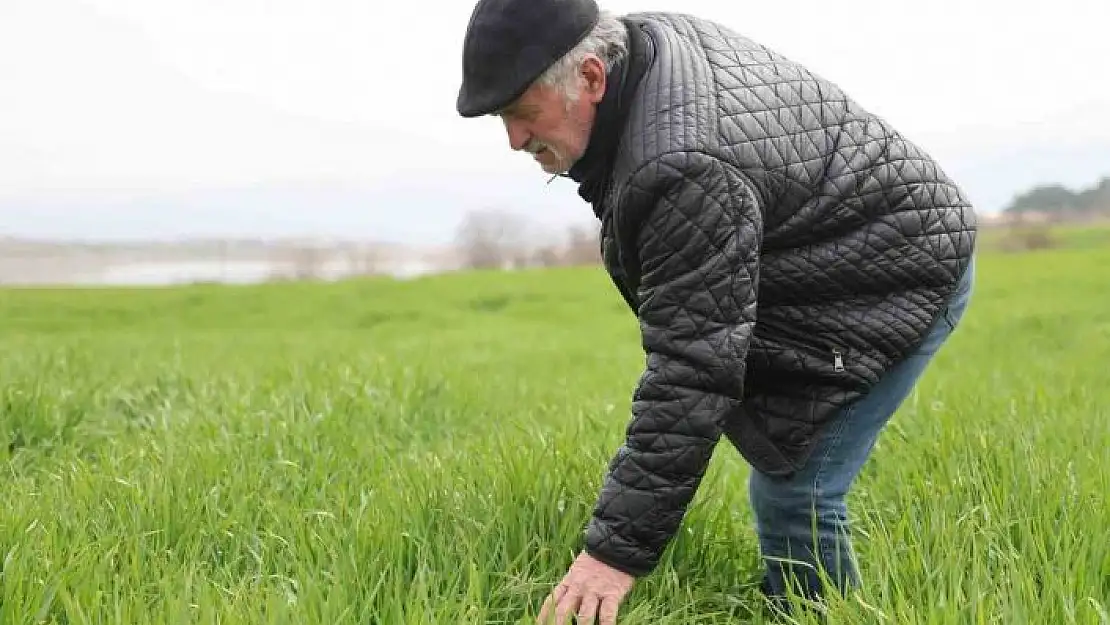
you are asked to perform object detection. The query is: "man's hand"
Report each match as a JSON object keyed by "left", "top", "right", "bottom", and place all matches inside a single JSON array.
[{"left": 537, "top": 551, "right": 635, "bottom": 624}]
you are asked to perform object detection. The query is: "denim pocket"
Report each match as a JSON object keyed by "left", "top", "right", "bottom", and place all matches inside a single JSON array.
[{"left": 942, "top": 305, "right": 958, "bottom": 331}]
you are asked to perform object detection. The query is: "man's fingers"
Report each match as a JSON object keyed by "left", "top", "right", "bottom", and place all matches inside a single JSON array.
[
  {"left": 598, "top": 595, "right": 621, "bottom": 625},
  {"left": 576, "top": 593, "right": 600, "bottom": 624},
  {"left": 537, "top": 594, "right": 555, "bottom": 624},
  {"left": 554, "top": 588, "right": 580, "bottom": 625},
  {"left": 537, "top": 585, "right": 569, "bottom": 624}
]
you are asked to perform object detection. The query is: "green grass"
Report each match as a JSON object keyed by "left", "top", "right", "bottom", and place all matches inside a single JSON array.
[{"left": 0, "top": 246, "right": 1108, "bottom": 624}]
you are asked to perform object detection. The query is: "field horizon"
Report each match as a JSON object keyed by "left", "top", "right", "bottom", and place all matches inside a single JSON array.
[{"left": 0, "top": 242, "right": 1107, "bottom": 623}]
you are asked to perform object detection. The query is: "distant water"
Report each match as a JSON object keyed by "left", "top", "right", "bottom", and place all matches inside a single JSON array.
[{"left": 68, "top": 260, "right": 442, "bottom": 286}]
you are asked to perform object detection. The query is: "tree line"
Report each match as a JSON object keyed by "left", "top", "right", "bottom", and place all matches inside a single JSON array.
[
  {"left": 1004, "top": 175, "right": 1110, "bottom": 218},
  {"left": 453, "top": 174, "right": 1110, "bottom": 270},
  {"left": 453, "top": 208, "right": 600, "bottom": 270}
]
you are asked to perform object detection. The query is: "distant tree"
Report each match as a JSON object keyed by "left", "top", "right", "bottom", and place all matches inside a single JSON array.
[
  {"left": 1004, "top": 175, "right": 1110, "bottom": 217},
  {"left": 532, "top": 245, "right": 561, "bottom": 267},
  {"left": 563, "top": 224, "right": 601, "bottom": 265},
  {"left": 289, "top": 244, "right": 325, "bottom": 280},
  {"left": 1004, "top": 184, "right": 1077, "bottom": 214},
  {"left": 454, "top": 209, "right": 533, "bottom": 270},
  {"left": 1075, "top": 176, "right": 1110, "bottom": 213},
  {"left": 346, "top": 244, "right": 384, "bottom": 276}
]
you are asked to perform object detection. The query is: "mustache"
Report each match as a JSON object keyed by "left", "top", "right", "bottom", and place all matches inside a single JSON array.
[{"left": 522, "top": 139, "right": 551, "bottom": 155}]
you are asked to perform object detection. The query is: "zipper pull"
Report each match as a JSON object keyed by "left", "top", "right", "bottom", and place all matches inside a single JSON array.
[{"left": 833, "top": 349, "right": 845, "bottom": 372}]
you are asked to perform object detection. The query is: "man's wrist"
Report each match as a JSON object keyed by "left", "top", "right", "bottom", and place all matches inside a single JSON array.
[{"left": 583, "top": 543, "right": 653, "bottom": 578}]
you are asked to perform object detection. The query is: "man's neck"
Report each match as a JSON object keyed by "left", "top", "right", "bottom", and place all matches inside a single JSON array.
[
  {"left": 564, "top": 59, "right": 629, "bottom": 210},
  {"left": 564, "top": 22, "right": 651, "bottom": 213}
]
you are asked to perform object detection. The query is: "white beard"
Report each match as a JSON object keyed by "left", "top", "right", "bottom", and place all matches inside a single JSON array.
[{"left": 526, "top": 141, "right": 572, "bottom": 175}]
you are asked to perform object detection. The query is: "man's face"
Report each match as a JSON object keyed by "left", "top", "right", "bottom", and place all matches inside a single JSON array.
[{"left": 496, "top": 56, "right": 607, "bottom": 175}]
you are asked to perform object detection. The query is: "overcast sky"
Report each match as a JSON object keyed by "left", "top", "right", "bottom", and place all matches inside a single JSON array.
[{"left": 2, "top": 0, "right": 1108, "bottom": 244}]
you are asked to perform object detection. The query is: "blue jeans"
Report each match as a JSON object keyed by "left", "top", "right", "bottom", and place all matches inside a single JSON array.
[{"left": 750, "top": 260, "right": 975, "bottom": 606}]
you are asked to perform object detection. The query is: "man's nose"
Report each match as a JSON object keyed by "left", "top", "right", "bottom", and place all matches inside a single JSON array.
[{"left": 504, "top": 120, "right": 530, "bottom": 151}]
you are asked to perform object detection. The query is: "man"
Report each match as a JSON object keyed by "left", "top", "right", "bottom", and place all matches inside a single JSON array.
[{"left": 456, "top": 1, "right": 977, "bottom": 623}]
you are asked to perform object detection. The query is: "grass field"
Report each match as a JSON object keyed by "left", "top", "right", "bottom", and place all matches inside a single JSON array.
[{"left": 1, "top": 240, "right": 1108, "bottom": 624}]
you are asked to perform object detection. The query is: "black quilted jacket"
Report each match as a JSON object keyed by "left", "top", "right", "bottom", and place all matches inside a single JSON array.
[{"left": 567, "top": 13, "right": 978, "bottom": 577}]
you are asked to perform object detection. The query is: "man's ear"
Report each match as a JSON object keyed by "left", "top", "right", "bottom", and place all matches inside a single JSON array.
[{"left": 581, "top": 55, "right": 607, "bottom": 103}]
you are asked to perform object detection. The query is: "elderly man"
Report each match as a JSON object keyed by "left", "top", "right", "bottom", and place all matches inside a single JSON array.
[{"left": 456, "top": 0, "right": 977, "bottom": 622}]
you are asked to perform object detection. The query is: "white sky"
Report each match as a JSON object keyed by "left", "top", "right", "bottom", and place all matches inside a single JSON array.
[{"left": 1, "top": 0, "right": 1108, "bottom": 242}]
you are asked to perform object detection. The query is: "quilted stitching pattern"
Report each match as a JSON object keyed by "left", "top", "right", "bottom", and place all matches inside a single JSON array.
[{"left": 582, "top": 13, "right": 977, "bottom": 576}]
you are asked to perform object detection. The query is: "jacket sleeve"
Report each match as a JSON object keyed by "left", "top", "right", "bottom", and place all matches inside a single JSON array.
[{"left": 584, "top": 150, "right": 764, "bottom": 576}]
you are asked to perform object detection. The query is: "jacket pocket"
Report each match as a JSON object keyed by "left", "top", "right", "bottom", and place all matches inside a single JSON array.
[{"left": 757, "top": 319, "right": 846, "bottom": 373}]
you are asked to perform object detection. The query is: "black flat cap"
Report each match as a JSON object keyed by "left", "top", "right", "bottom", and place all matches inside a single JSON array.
[{"left": 456, "top": 0, "right": 600, "bottom": 118}]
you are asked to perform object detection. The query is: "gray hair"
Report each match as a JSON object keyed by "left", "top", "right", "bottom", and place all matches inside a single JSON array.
[{"left": 534, "top": 12, "right": 629, "bottom": 102}]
